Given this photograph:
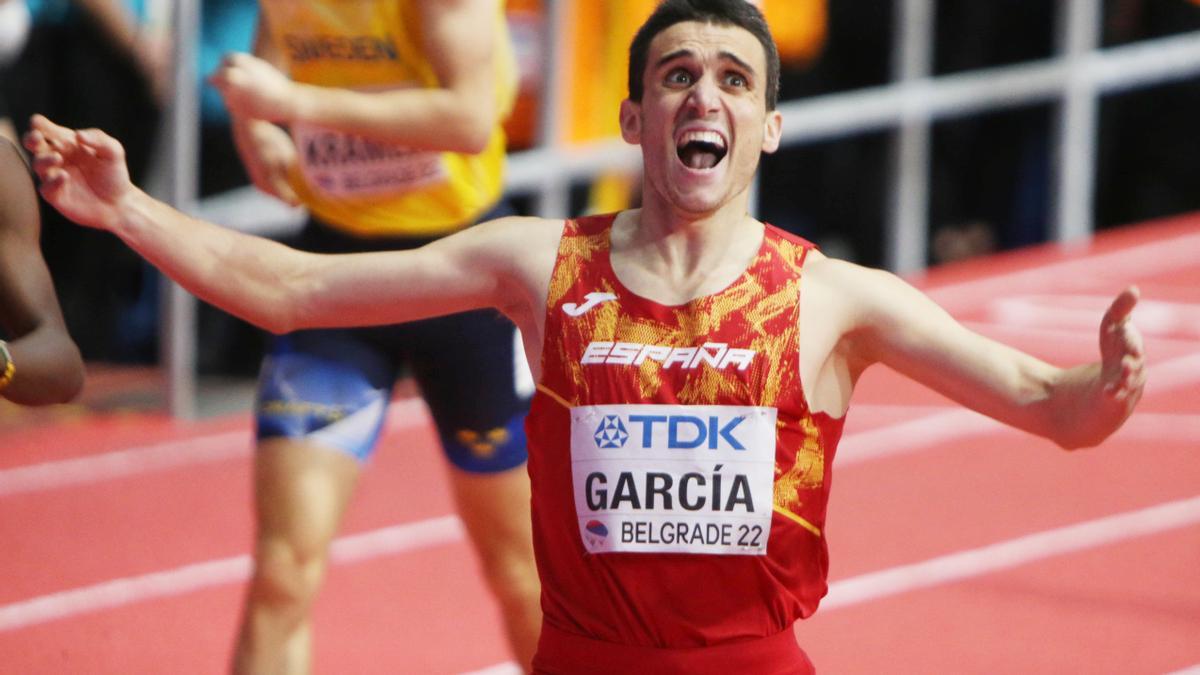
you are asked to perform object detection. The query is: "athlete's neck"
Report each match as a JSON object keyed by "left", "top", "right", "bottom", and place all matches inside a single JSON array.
[{"left": 610, "top": 204, "right": 765, "bottom": 306}]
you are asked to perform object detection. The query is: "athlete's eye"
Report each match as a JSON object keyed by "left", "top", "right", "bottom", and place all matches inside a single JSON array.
[
  {"left": 665, "top": 68, "right": 694, "bottom": 87},
  {"left": 724, "top": 71, "right": 748, "bottom": 88}
]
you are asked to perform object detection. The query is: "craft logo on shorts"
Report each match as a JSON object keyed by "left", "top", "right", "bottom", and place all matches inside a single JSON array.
[{"left": 593, "top": 415, "right": 628, "bottom": 449}]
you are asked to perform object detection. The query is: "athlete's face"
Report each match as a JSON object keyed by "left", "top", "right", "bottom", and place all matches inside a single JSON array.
[{"left": 621, "top": 21, "right": 782, "bottom": 217}]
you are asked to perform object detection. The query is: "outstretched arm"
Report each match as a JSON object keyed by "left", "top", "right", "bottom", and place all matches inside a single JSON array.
[
  {"left": 828, "top": 259, "right": 1145, "bottom": 449},
  {"left": 210, "top": 0, "right": 505, "bottom": 153},
  {"left": 0, "top": 140, "right": 84, "bottom": 405},
  {"left": 25, "top": 116, "right": 551, "bottom": 337}
]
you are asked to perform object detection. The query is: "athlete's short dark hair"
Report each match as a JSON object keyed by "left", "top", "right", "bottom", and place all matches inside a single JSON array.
[{"left": 628, "top": 0, "right": 781, "bottom": 110}]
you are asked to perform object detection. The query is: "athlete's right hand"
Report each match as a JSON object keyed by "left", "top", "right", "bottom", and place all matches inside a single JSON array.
[
  {"left": 24, "top": 114, "right": 135, "bottom": 232},
  {"left": 231, "top": 116, "right": 301, "bottom": 206}
]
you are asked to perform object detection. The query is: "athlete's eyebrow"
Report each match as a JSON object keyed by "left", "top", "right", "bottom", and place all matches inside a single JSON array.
[
  {"left": 656, "top": 48, "right": 695, "bottom": 68},
  {"left": 718, "top": 51, "right": 755, "bottom": 75},
  {"left": 655, "top": 48, "right": 757, "bottom": 76}
]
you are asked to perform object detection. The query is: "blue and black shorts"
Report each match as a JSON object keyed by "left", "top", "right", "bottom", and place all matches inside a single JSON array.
[{"left": 254, "top": 203, "right": 531, "bottom": 473}]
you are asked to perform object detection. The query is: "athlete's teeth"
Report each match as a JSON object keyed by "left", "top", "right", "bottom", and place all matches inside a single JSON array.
[{"left": 679, "top": 131, "right": 725, "bottom": 149}]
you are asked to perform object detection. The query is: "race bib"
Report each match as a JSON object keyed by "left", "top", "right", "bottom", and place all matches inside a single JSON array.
[
  {"left": 570, "top": 404, "right": 777, "bottom": 556},
  {"left": 292, "top": 121, "right": 447, "bottom": 198}
]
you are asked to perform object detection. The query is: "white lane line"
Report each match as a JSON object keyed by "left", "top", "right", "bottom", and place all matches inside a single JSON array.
[
  {"left": 1165, "top": 666, "right": 1200, "bottom": 675},
  {"left": 929, "top": 229, "right": 1200, "bottom": 311},
  {"left": 459, "top": 664, "right": 522, "bottom": 675},
  {"left": 962, "top": 320, "right": 1200, "bottom": 349},
  {"left": 838, "top": 409, "right": 1200, "bottom": 467},
  {"left": 0, "top": 557, "right": 251, "bottom": 633},
  {"left": 0, "top": 431, "right": 252, "bottom": 498},
  {"left": 0, "top": 515, "right": 464, "bottom": 632},
  {"left": 821, "top": 495, "right": 1200, "bottom": 611},
  {"left": 330, "top": 515, "right": 464, "bottom": 565},
  {"left": 1144, "top": 352, "right": 1200, "bottom": 394},
  {"left": 0, "top": 397, "right": 429, "bottom": 497},
  {"left": 837, "top": 409, "right": 997, "bottom": 467},
  {"left": 988, "top": 295, "right": 1200, "bottom": 340}
]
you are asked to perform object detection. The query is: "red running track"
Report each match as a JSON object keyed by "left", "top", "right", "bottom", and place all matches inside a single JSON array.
[{"left": 1, "top": 215, "right": 1198, "bottom": 674}]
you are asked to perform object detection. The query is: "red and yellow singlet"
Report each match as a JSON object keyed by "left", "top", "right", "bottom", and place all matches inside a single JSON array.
[{"left": 528, "top": 214, "right": 845, "bottom": 671}]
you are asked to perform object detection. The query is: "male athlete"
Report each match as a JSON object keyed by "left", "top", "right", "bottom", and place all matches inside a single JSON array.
[
  {"left": 0, "top": 139, "right": 83, "bottom": 406},
  {"left": 27, "top": 1, "right": 1145, "bottom": 671},
  {"left": 209, "top": 0, "right": 538, "bottom": 671}
]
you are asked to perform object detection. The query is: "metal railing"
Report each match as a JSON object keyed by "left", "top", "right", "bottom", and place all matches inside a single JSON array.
[{"left": 158, "top": 0, "right": 1200, "bottom": 417}]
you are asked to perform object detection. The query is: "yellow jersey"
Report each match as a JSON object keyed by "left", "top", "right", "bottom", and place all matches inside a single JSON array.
[{"left": 261, "top": 0, "right": 517, "bottom": 237}]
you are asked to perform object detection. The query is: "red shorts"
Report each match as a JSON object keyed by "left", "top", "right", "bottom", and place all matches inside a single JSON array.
[{"left": 532, "top": 622, "right": 815, "bottom": 674}]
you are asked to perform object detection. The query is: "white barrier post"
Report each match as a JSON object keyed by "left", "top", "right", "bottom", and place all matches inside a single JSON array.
[
  {"left": 161, "top": 0, "right": 201, "bottom": 419},
  {"left": 886, "top": 0, "right": 935, "bottom": 274},
  {"left": 1053, "top": 0, "right": 1102, "bottom": 243},
  {"left": 535, "top": 0, "right": 571, "bottom": 218}
]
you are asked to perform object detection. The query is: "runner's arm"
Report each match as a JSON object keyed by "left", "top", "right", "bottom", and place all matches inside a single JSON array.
[
  {"left": 211, "top": 0, "right": 503, "bottom": 153},
  {"left": 26, "top": 117, "right": 548, "bottom": 335},
  {"left": 0, "top": 141, "right": 84, "bottom": 404},
  {"left": 829, "top": 259, "right": 1145, "bottom": 449},
  {"left": 225, "top": 12, "right": 301, "bottom": 205}
]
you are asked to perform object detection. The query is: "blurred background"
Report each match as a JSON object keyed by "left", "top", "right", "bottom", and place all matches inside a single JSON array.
[{"left": 0, "top": 0, "right": 1198, "bottom": 418}]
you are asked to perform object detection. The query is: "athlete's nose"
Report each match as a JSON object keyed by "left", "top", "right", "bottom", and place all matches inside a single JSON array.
[{"left": 685, "top": 74, "right": 721, "bottom": 117}]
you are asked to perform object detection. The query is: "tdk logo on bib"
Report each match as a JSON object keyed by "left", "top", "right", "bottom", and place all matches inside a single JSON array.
[
  {"left": 593, "top": 415, "right": 629, "bottom": 448},
  {"left": 594, "top": 414, "right": 747, "bottom": 451},
  {"left": 571, "top": 403, "right": 777, "bottom": 556}
]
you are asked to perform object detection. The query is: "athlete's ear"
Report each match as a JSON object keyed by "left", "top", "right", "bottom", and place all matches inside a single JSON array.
[
  {"left": 619, "top": 98, "right": 642, "bottom": 145},
  {"left": 761, "top": 109, "right": 782, "bottom": 154}
]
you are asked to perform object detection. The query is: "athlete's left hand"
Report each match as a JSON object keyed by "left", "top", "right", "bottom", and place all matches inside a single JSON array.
[
  {"left": 211, "top": 52, "right": 298, "bottom": 123},
  {"left": 1098, "top": 286, "right": 1146, "bottom": 405}
]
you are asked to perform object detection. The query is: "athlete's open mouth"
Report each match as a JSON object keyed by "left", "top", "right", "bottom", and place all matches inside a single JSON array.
[{"left": 676, "top": 130, "right": 727, "bottom": 170}]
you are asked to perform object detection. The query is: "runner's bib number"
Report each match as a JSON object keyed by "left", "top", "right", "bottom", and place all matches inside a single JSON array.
[
  {"left": 570, "top": 403, "right": 777, "bottom": 556},
  {"left": 292, "top": 121, "right": 447, "bottom": 198}
]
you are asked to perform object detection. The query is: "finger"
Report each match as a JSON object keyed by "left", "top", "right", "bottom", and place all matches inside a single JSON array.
[
  {"left": 29, "top": 114, "right": 76, "bottom": 149},
  {"left": 209, "top": 57, "right": 237, "bottom": 87},
  {"left": 266, "top": 173, "right": 300, "bottom": 205},
  {"left": 1102, "top": 286, "right": 1140, "bottom": 329},
  {"left": 222, "top": 51, "right": 256, "bottom": 71},
  {"left": 1123, "top": 322, "right": 1145, "bottom": 358},
  {"left": 38, "top": 166, "right": 68, "bottom": 196},
  {"left": 278, "top": 185, "right": 301, "bottom": 206},
  {"left": 23, "top": 129, "right": 47, "bottom": 154},
  {"left": 76, "top": 128, "right": 126, "bottom": 162},
  {"left": 31, "top": 150, "right": 63, "bottom": 177},
  {"left": 1129, "top": 368, "right": 1148, "bottom": 395},
  {"left": 1109, "top": 370, "right": 1146, "bottom": 402},
  {"left": 1114, "top": 354, "right": 1146, "bottom": 394}
]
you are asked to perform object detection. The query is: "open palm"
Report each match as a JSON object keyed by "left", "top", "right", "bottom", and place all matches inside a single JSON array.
[
  {"left": 1098, "top": 286, "right": 1146, "bottom": 403},
  {"left": 25, "top": 115, "right": 135, "bottom": 232}
]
